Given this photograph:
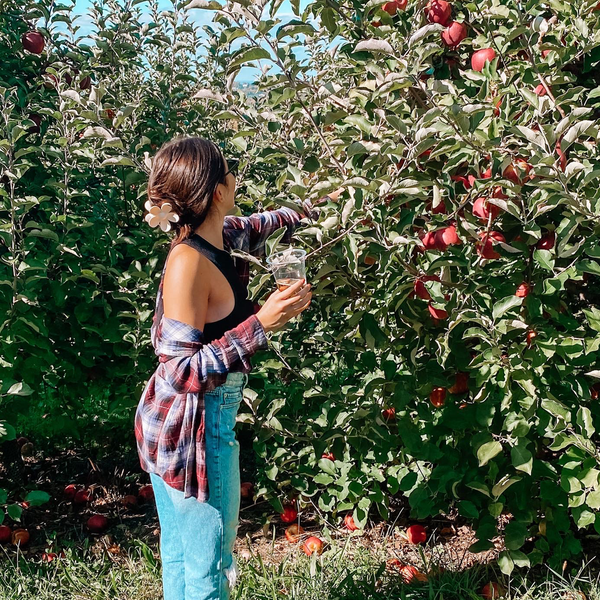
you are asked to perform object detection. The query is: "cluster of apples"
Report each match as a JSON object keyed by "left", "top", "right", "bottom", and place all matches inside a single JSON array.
[
  {"left": 428, "top": 372, "right": 470, "bottom": 408},
  {"left": 385, "top": 524, "right": 431, "bottom": 583},
  {"left": 279, "top": 502, "right": 325, "bottom": 555},
  {"left": 0, "top": 524, "right": 30, "bottom": 547}
]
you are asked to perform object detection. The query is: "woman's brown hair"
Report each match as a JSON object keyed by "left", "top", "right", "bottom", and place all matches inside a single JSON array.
[{"left": 145, "top": 136, "right": 227, "bottom": 248}]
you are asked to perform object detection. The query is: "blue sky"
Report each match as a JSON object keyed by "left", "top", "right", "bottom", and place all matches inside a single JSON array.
[{"left": 54, "top": 1, "right": 312, "bottom": 83}]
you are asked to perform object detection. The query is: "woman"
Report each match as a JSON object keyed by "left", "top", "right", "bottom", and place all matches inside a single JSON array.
[{"left": 134, "top": 136, "right": 340, "bottom": 600}]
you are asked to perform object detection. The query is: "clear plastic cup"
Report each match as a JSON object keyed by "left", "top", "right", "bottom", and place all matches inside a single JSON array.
[{"left": 266, "top": 248, "right": 307, "bottom": 291}]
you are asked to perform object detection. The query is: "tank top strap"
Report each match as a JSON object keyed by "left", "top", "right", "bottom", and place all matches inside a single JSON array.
[{"left": 179, "top": 234, "right": 246, "bottom": 298}]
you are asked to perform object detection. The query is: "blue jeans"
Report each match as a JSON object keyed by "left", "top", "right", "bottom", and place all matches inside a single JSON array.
[{"left": 150, "top": 371, "right": 248, "bottom": 600}]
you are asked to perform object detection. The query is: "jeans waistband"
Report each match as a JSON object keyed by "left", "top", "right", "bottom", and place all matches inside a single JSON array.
[{"left": 224, "top": 372, "right": 247, "bottom": 386}]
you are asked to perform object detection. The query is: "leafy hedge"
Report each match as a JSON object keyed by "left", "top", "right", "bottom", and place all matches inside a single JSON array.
[{"left": 2, "top": 0, "right": 600, "bottom": 572}]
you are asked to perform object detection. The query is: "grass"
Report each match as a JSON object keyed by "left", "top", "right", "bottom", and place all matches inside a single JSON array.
[{"left": 0, "top": 537, "right": 598, "bottom": 600}]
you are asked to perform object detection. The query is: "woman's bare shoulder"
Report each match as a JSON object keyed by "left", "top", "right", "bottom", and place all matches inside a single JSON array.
[{"left": 163, "top": 243, "right": 213, "bottom": 307}]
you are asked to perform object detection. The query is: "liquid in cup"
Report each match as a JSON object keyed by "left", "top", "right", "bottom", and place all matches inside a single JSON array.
[{"left": 266, "top": 248, "right": 307, "bottom": 293}]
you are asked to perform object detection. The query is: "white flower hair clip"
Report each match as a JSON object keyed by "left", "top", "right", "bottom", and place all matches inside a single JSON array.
[{"left": 144, "top": 199, "right": 180, "bottom": 232}]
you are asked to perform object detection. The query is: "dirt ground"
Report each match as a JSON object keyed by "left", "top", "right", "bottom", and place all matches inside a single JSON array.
[{"left": 0, "top": 439, "right": 596, "bottom": 580}]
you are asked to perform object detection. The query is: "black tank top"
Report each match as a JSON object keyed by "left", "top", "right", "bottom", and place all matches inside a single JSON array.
[{"left": 179, "top": 233, "right": 256, "bottom": 344}]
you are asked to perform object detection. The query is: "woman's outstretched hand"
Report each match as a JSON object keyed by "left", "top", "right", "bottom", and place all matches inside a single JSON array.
[{"left": 256, "top": 278, "right": 312, "bottom": 334}]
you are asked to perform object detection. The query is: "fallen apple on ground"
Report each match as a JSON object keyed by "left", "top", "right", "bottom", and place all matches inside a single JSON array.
[
  {"left": 344, "top": 514, "right": 359, "bottom": 531},
  {"left": 302, "top": 536, "right": 324, "bottom": 556},
  {"left": 240, "top": 482, "right": 254, "bottom": 499},
  {"left": 481, "top": 582, "right": 506, "bottom": 599},
  {"left": 406, "top": 524, "right": 427, "bottom": 544},
  {"left": 87, "top": 514, "right": 109, "bottom": 534},
  {"left": 0, "top": 525, "right": 11, "bottom": 544},
  {"left": 74, "top": 489, "right": 91, "bottom": 504},
  {"left": 121, "top": 494, "right": 138, "bottom": 508},
  {"left": 285, "top": 523, "right": 305, "bottom": 543},
  {"left": 138, "top": 484, "right": 154, "bottom": 503},
  {"left": 12, "top": 528, "right": 30, "bottom": 546},
  {"left": 64, "top": 484, "right": 78, "bottom": 500}
]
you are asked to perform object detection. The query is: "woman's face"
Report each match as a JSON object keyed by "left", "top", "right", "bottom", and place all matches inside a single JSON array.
[{"left": 215, "top": 157, "right": 236, "bottom": 215}]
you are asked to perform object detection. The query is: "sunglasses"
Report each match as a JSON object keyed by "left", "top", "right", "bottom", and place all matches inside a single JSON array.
[{"left": 224, "top": 158, "right": 239, "bottom": 178}]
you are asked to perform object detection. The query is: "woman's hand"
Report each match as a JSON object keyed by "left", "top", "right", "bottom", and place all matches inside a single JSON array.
[
  {"left": 326, "top": 187, "right": 344, "bottom": 202},
  {"left": 255, "top": 278, "right": 312, "bottom": 334}
]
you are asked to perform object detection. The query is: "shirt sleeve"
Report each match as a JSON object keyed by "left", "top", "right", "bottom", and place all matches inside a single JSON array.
[
  {"left": 158, "top": 314, "right": 269, "bottom": 395},
  {"left": 223, "top": 195, "right": 330, "bottom": 258}
]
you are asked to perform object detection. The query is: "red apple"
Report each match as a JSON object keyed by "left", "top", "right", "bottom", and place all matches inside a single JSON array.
[
  {"left": 480, "top": 166, "right": 493, "bottom": 179},
  {"left": 406, "top": 524, "right": 427, "bottom": 544},
  {"left": 426, "top": 0, "right": 452, "bottom": 26},
  {"left": 414, "top": 275, "right": 441, "bottom": 300},
  {"left": 428, "top": 303, "right": 448, "bottom": 320},
  {"left": 74, "top": 489, "right": 90, "bottom": 505},
  {"left": 421, "top": 231, "right": 444, "bottom": 251},
  {"left": 439, "top": 224, "right": 461, "bottom": 246},
  {"left": 11, "top": 528, "right": 30, "bottom": 546},
  {"left": 121, "top": 494, "right": 138, "bottom": 508},
  {"left": 441, "top": 21, "right": 468, "bottom": 47},
  {"left": 344, "top": 514, "right": 359, "bottom": 531},
  {"left": 515, "top": 282, "right": 530, "bottom": 298},
  {"left": 321, "top": 452, "right": 335, "bottom": 461},
  {"left": 285, "top": 523, "right": 305, "bottom": 543},
  {"left": 64, "top": 484, "right": 78, "bottom": 500},
  {"left": 590, "top": 383, "right": 600, "bottom": 400},
  {"left": 41, "top": 552, "right": 58, "bottom": 562},
  {"left": 476, "top": 231, "right": 505, "bottom": 259},
  {"left": 0, "top": 525, "right": 11, "bottom": 544},
  {"left": 534, "top": 83, "right": 547, "bottom": 96},
  {"left": 22, "top": 31, "right": 45, "bottom": 54},
  {"left": 86, "top": 514, "right": 109, "bottom": 534},
  {"left": 448, "top": 372, "right": 469, "bottom": 394},
  {"left": 556, "top": 140, "right": 567, "bottom": 172},
  {"left": 526, "top": 330, "right": 537, "bottom": 347},
  {"left": 473, "top": 197, "right": 501, "bottom": 221},
  {"left": 399, "top": 564, "right": 428, "bottom": 584},
  {"left": 471, "top": 48, "right": 496, "bottom": 72},
  {"left": 240, "top": 482, "right": 254, "bottom": 499},
  {"left": 281, "top": 504, "right": 298, "bottom": 523},
  {"left": 27, "top": 114, "right": 42, "bottom": 134},
  {"left": 503, "top": 158, "right": 532, "bottom": 185},
  {"left": 382, "top": 407, "right": 396, "bottom": 421},
  {"left": 372, "top": 19, "right": 382, "bottom": 27},
  {"left": 429, "top": 199, "right": 447, "bottom": 214},
  {"left": 383, "top": 1, "right": 399, "bottom": 15},
  {"left": 138, "top": 484, "right": 155, "bottom": 503},
  {"left": 79, "top": 75, "right": 91, "bottom": 90},
  {"left": 430, "top": 387, "right": 446, "bottom": 407},
  {"left": 536, "top": 231, "right": 555, "bottom": 250},
  {"left": 302, "top": 536, "right": 324, "bottom": 556},
  {"left": 481, "top": 582, "right": 505, "bottom": 599},
  {"left": 451, "top": 174, "right": 476, "bottom": 189}
]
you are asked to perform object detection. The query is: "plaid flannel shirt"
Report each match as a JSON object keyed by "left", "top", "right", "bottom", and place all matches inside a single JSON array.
[{"left": 134, "top": 195, "right": 328, "bottom": 501}]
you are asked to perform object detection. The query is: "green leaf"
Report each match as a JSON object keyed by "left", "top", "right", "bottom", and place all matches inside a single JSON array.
[
  {"left": 24, "top": 490, "right": 51, "bottom": 507},
  {"left": 493, "top": 295, "right": 523, "bottom": 320},
  {"left": 498, "top": 550, "right": 515, "bottom": 575},
  {"left": 511, "top": 444, "right": 533, "bottom": 475},
  {"left": 228, "top": 47, "right": 271, "bottom": 71},
  {"left": 477, "top": 441, "right": 503, "bottom": 467},
  {"left": 7, "top": 504, "right": 22, "bottom": 522},
  {"left": 457, "top": 500, "right": 479, "bottom": 519},
  {"left": 0, "top": 421, "right": 16, "bottom": 442}
]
